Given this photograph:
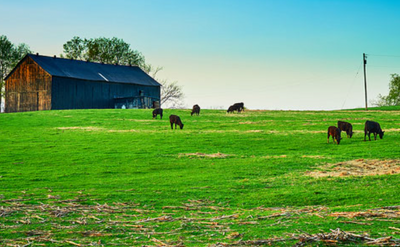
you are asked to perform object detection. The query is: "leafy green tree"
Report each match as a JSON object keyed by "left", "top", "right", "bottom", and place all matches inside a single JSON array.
[
  {"left": 0, "top": 36, "right": 13, "bottom": 81},
  {"left": 0, "top": 35, "right": 31, "bottom": 112},
  {"left": 62, "top": 36, "right": 87, "bottom": 60},
  {"left": 63, "top": 36, "right": 184, "bottom": 107},
  {"left": 374, "top": 74, "right": 400, "bottom": 106},
  {"left": 63, "top": 37, "right": 145, "bottom": 67}
]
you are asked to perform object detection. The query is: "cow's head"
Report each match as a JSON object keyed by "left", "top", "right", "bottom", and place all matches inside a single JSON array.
[
  {"left": 379, "top": 131, "right": 385, "bottom": 139},
  {"left": 350, "top": 131, "right": 354, "bottom": 138},
  {"left": 336, "top": 129, "right": 342, "bottom": 144},
  {"left": 180, "top": 123, "right": 184, "bottom": 129}
]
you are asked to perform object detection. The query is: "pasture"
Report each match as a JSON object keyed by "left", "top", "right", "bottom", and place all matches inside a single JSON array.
[{"left": 1, "top": 107, "right": 400, "bottom": 246}]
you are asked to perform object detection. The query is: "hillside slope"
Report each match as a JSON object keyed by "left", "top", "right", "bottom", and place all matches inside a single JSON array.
[{"left": 1, "top": 108, "right": 400, "bottom": 246}]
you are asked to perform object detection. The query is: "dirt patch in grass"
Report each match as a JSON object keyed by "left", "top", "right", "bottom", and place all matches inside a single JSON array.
[
  {"left": 262, "top": 155, "right": 287, "bottom": 159},
  {"left": 306, "top": 159, "right": 400, "bottom": 177},
  {"left": 201, "top": 130, "right": 240, "bottom": 133},
  {"left": 115, "top": 119, "right": 154, "bottom": 122},
  {"left": 179, "top": 152, "right": 232, "bottom": 158},
  {"left": 385, "top": 128, "right": 400, "bottom": 132},
  {"left": 108, "top": 129, "right": 137, "bottom": 133},
  {"left": 302, "top": 155, "right": 331, "bottom": 159},
  {"left": 246, "top": 130, "right": 263, "bottom": 133},
  {"left": 239, "top": 121, "right": 257, "bottom": 124},
  {"left": 57, "top": 126, "right": 105, "bottom": 131}
]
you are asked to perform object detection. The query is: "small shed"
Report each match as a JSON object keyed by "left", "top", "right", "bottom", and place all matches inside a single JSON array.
[{"left": 4, "top": 54, "right": 161, "bottom": 113}]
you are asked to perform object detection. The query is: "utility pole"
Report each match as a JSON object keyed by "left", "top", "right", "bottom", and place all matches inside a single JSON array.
[{"left": 363, "top": 53, "right": 368, "bottom": 110}]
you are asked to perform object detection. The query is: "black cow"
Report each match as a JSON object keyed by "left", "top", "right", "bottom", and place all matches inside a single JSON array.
[
  {"left": 338, "top": 121, "right": 354, "bottom": 138},
  {"left": 227, "top": 102, "right": 244, "bottom": 113},
  {"left": 169, "top": 115, "right": 184, "bottom": 129},
  {"left": 364, "top": 120, "right": 384, "bottom": 141},
  {"left": 327, "top": 126, "right": 342, "bottom": 145},
  {"left": 233, "top": 102, "right": 244, "bottom": 112},
  {"left": 191, "top": 104, "right": 200, "bottom": 116},
  {"left": 227, "top": 105, "right": 236, "bottom": 113},
  {"left": 152, "top": 108, "right": 163, "bottom": 119}
]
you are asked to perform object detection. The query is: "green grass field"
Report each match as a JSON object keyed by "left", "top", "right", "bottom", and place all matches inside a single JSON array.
[{"left": 1, "top": 107, "right": 400, "bottom": 246}]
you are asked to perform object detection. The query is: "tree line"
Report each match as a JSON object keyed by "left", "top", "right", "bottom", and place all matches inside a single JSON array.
[
  {"left": 373, "top": 74, "right": 400, "bottom": 107},
  {"left": 0, "top": 35, "right": 183, "bottom": 111}
]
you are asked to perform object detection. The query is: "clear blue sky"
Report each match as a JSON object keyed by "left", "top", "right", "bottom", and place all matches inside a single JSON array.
[{"left": 2, "top": 0, "right": 400, "bottom": 110}]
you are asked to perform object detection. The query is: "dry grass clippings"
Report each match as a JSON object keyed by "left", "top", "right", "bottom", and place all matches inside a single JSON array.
[{"left": 306, "top": 159, "right": 400, "bottom": 177}]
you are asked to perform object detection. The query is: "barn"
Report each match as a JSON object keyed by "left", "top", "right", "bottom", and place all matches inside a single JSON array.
[{"left": 4, "top": 53, "right": 161, "bottom": 113}]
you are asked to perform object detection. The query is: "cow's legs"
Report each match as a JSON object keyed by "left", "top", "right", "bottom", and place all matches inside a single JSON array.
[{"left": 170, "top": 123, "right": 173, "bottom": 130}]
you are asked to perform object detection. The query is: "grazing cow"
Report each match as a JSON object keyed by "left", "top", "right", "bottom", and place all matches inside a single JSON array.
[
  {"left": 364, "top": 120, "right": 384, "bottom": 141},
  {"left": 169, "top": 115, "right": 184, "bottom": 129},
  {"left": 191, "top": 104, "right": 200, "bottom": 116},
  {"left": 327, "top": 126, "right": 342, "bottom": 145},
  {"left": 152, "top": 108, "right": 163, "bottom": 119},
  {"left": 227, "top": 105, "right": 237, "bottom": 113},
  {"left": 338, "top": 121, "right": 354, "bottom": 138},
  {"left": 227, "top": 102, "right": 244, "bottom": 113},
  {"left": 233, "top": 102, "right": 244, "bottom": 112}
]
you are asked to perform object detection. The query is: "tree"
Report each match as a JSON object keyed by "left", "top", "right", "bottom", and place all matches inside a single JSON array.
[
  {"left": 0, "top": 35, "right": 32, "bottom": 112},
  {"left": 159, "top": 79, "right": 184, "bottom": 108},
  {"left": 63, "top": 37, "right": 145, "bottom": 67},
  {"left": 63, "top": 36, "right": 184, "bottom": 107},
  {"left": 62, "top": 36, "right": 87, "bottom": 60},
  {"left": 373, "top": 74, "right": 400, "bottom": 106}
]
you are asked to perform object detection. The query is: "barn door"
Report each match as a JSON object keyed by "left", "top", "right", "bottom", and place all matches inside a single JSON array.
[{"left": 18, "top": 92, "right": 38, "bottom": 112}]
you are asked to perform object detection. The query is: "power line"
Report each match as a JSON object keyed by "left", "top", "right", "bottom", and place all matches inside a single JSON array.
[
  {"left": 368, "top": 54, "right": 400, "bottom": 58},
  {"left": 341, "top": 62, "right": 362, "bottom": 109},
  {"left": 369, "top": 65, "right": 400, "bottom": 68}
]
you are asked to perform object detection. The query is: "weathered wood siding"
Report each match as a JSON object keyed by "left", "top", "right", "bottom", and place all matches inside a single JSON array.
[
  {"left": 5, "top": 56, "right": 52, "bottom": 113},
  {"left": 51, "top": 77, "right": 160, "bottom": 110}
]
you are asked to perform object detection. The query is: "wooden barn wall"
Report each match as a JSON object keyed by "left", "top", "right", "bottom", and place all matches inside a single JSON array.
[
  {"left": 51, "top": 77, "right": 160, "bottom": 110},
  {"left": 5, "top": 57, "right": 52, "bottom": 113}
]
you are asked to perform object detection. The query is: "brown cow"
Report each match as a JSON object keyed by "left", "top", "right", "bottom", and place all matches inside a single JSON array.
[
  {"left": 191, "top": 104, "right": 200, "bottom": 116},
  {"left": 169, "top": 115, "right": 184, "bottom": 129},
  {"left": 337, "top": 121, "right": 353, "bottom": 138},
  {"left": 327, "top": 126, "right": 342, "bottom": 145}
]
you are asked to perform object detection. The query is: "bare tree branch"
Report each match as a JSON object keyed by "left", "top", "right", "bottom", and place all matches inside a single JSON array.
[{"left": 160, "top": 80, "right": 184, "bottom": 107}]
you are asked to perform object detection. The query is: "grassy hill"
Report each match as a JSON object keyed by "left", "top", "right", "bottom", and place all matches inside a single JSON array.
[{"left": 1, "top": 108, "right": 400, "bottom": 246}]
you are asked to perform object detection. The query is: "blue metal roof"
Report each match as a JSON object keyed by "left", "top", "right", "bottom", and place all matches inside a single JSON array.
[{"left": 25, "top": 54, "right": 161, "bottom": 87}]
